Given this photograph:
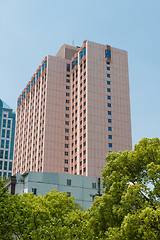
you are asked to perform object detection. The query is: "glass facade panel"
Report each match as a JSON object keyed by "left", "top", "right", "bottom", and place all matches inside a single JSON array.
[
  {"left": 2, "top": 129, "right": 5, "bottom": 138},
  {"left": 7, "top": 120, "right": 11, "bottom": 128},
  {"left": 6, "top": 130, "right": 10, "bottom": 138}
]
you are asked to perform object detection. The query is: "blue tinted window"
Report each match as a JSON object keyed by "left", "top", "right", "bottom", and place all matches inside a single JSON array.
[
  {"left": 107, "top": 95, "right": 111, "bottom": 100},
  {"left": 105, "top": 50, "right": 111, "bottom": 59},
  {"left": 6, "top": 130, "right": 10, "bottom": 138},
  {"left": 108, "top": 135, "right": 112, "bottom": 139},
  {"left": 1, "top": 140, "right": 4, "bottom": 148},
  {"left": 108, "top": 103, "right": 111, "bottom": 107},
  {"left": 6, "top": 140, "right": 9, "bottom": 149},
  {"left": 107, "top": 67, "right": 110, "bottom": 70},
  {"left": 0, "top": 150, "right": 3, "bottom": 159},
  {"left": 4, "top": 161, "right": 7, "bottom": 170},
  {"left": 107, "top": 88, "right": 111, "bottom": 92},
  {"left": 109, "top": 143, "right": 112, "bottom": 148},
  {"left": 66, "top": 64, "right": 70, "bottom": 72},
  {"left": 7, "top": 120, "right": 11, "bottom": 128},
  {"left": 5, "top": 151, "right": 8, "bottom": 159},
  {"left": 108, "top": 119, "right": 112, "bottom": 123},
  {"left": 107, "top": 74, "right": 110, "bottom": 78},
  {"left": 3, "top": 172, "right": 7, "bottom": 179},
  {"left": 8, "top": 172, "right": 11, "bottom": 177},
  {"left": 9, "top": 162, "right": 12, "bottom": 171},
  {"left": 2, "top": 129, "right": 5, "bottom": 138},
  {"left": 0, "top": 161, "right": 2, "bottom": 169},
  {"left": 107, "top": 81, "right": 110, "bottom": 85},
  {"left": 3, "top": 119, "right": 6, "bottom": 128},
  {"left": 108, "top": 127, "right": 112, "bottom": 131},
  {"left": 108, "top": 111, "right": 111, "bottom": 115}
]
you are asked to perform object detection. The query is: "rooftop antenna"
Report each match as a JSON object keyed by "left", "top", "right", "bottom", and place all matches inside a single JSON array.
[{"left": 72, "top": 33, "right": 74, "bottom": 46}]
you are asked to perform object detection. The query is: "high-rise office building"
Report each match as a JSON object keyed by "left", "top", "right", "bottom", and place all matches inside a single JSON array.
[
  {"left": 0, "top": 99, "right": 16, "bottom": 179},
  {"left": 13, "top": 41, "right": 132, "bottom": 178}
]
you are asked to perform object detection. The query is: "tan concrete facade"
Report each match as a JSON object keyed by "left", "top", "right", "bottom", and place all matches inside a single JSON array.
[{"left": 13, "top": 41, "right": 132, "bottom": 178}]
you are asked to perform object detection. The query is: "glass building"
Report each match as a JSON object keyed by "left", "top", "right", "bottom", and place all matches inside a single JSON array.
[{"left": 0, "top": 99, "right": 16, "bottom": 179}]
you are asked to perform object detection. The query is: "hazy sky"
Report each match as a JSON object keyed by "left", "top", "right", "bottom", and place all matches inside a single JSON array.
[{"left": 0, "top": 0, "right": 160, "bottom": 147}]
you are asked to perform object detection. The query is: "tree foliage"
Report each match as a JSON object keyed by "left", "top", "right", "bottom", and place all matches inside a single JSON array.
[
  {"left": 87, "top": 137, "right": 160, "bottom": 239},
  {"left": 0, "top": 138, "right": 160, "bottom": 239}
]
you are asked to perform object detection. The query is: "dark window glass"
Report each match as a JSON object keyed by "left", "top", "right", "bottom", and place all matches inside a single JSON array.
[
  {"left": 7, "top": 120, "right": 11, "bottom": 128},
  {"left": 9, "top": 162, "right": 12, "bottom": 171},
  {"left": 2, "top": 129, "right": 5, "bottom": 138},
  {"left": 3, "top": 119, "right": 6, "bottom": 128},
  {"left": 109, "top": 143, "right": 112, "bottom": 148},
  {"left": 4, "top": 161, "right": 7, "bottom": 170},
  {"left": 66, "top": 64, "right": 70, "bottom": 72},
  {"left": 108, "top": 127, "right": 112, "bottom": 131}
]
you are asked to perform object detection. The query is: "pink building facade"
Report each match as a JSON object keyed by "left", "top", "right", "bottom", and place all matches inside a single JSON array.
[{"left": 13, "top": 41, "right": 132, "bottom": 178}]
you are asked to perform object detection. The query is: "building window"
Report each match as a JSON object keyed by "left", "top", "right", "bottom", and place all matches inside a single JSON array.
[
  {"left": 80, "top": 170, "right": 82, "bottom": 175},
  {"left": 108, "top": 135, "right": 112, "bottom": 139},
  {"left": 6, "top": 130, "right": 10, "bottom": 138},
  {"left": 108, "top": 103, "right": 111, "bottom": 107},
  {"left": 64, "top": 167, "right": 68, "bottom": 172},
  {"left": 107, "top": 88, "right": 111, "bottom": 92},
  {"left": 65, "top": 136, "right": 69, "bottom": 140},
  {"left": 66, "top": 92, "right": 70, "bottom": 96},
  {"left": 5, "top": 151, "right": 8, "bottom": 159},
  {"left": 32, "top": 188, "right": 37, "bottom": 195},
  {"left": 66, "top": 100, "right": 69, "bottom": 103},
  {"left": 7, "top": 120, "right": 11, "bottom": 128},
  {"left": 3, "top": 119, "right": 6, "bottom": 128},
  {"left": 3, "top": 172, "right": 7, "bottom": 179},
  {"left": 108, "top": 119, "right": 112, "bottom": 123},
  {"left": 0, "top": 161, "right": 2, "bottom": 170},
  {"left": 67, "top": 179, "right": 71, "bottom": 186},
  {"left": 92, "top": 183, "right": 96, "bottom": 189},
  {"left": 105, "top": 50, "right": 111, "bottom": 59},
  {"left": 6, "top": 140, "right": 9, "bottom": 149},
  {"left": 65, "top": 114, "right": 69, "bottom": 118},
  {"left": 107, "top": 66, "right": 110, "bottom": 70},
  {"left": 65, "top": 152, "right": 68, "bottom": 156},
  {"left": 65, "top": 128, "right": 69, "bottom": 133},
  {"left": 9, "top": 162, "right": 12, "bottom": 171},
  {"left": 64, "top": 159, "right": 68, "bottom": 164},
  {"left": 65, "top": 121, "right": 69, "bottom": 125},
  {"left": 66, "top": 86, "right": 70, "bottom": 90},
  {"left": 4, "top": 161, "right": 7, "bottom": 170},
  {"left": 107, "top": 74, "right": 110, "bottom": 78},
  {"left": 108, "top": 111, "right": 111, "bottom": 115},
  {"left": 83, "top": 167, "right": 86, "bottom": 172},
  {"left": 109, "top": 143, "right": 112, "bottom": 148},
  {"left": 108, "top": 127, "right": 112, "bottom": 131},
  {"left": 65, "top": 107, "right": 69, "bottom": 111},
  {"left": 107, "top": 95, "right": 111, "bottom": 100},
  {"left": 67, "top": 192, "right": 71, "bottom": 197},
  {"left": 0, "top": 150, "right": 3, "bottom": 159},
  {"left": 65, "top": 144, "right": 68, "bottom": 148},
  {"left": 2, "top": 129, "right": 5, "bottom": 138},
  {"left": 8, "top": 172, "right": 11, "bottom": 177},
  {"left": 1, "top": 140, "right": 4, "bottom": 148},
  {"left": 107, "top": 81, "right": 110, "bottom": 85}
]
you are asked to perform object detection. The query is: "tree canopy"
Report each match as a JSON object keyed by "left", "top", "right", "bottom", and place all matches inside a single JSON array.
[
  {"left": 0, "top": 138, "right": 160, "bottom": 239},
  {"left": 87, "top": 137, "right": 160, "bottom": 239}
]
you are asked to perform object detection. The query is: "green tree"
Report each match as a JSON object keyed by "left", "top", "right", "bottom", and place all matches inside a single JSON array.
[{"left": 87, "top": 138, "right": 160, "bottom": 239}]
